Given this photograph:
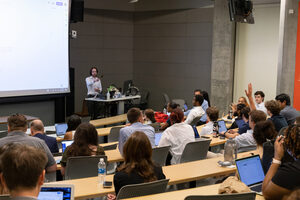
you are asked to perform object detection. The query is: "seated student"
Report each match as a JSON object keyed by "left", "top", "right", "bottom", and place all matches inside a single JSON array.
[
  {"left": 262, "top": 125, "right": 300, "bottom": 200},
  {"left": 244, "top": 83, "right": 268, "bottom": 114},
  {"left": 228, "top": 103, "right": 247, "bottom": 129},
  {"left": 119, "top": 108, "right": 155, "bottom": 155},
  {"left": 160, "top": 102, "right": 179, "bottom": 130},
  {"left": 185, "top": 95, "right": 205, "bottom": 125},
  {"left": 111, "top": 131, "right": 166, "bottom": 198},
  {"left": 233, "top": 110, "right": 266, "bottom": 152},
  {"left": 30, "top": 119, "right": 59, "bottom": 153},
  {"left": 265, "top": 100, "right": 288, "bottom": 132},
  {"left": 237, "top": 96, "right": 249, "bottom": 107},
  {"left": 63, "top": 114, "right": 82, "bottom": 140},
  {"left": 0, "top": 114, "right": 56, "bottom": 173},
  {"left": 200, "top": 106, "right": 219, "bottom": 135},
  {"left": 225, "top": 107, "right": 251, "bottom": 138},
  {"left": 275, "top": 93, "right": 300, "bottom": 125},
  {"left": 60, "top": 122, "right": 105, "bottom": 176},
  {"left": 143, "top": 109, "right": 156, "bottom": 125},
  {"left": 0, "top": 143, "right": 47, "bottom": 199},
  {"left": 193, "top": 89, "right": 209, "bottom": 125},
  {"left": 159, "top": 108, "right": 195, "bottom": 164}
]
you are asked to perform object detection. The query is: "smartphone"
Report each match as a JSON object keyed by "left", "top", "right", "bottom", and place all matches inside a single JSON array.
[{"left": 103, "top": 181, "right": 113, "bottom": 188}]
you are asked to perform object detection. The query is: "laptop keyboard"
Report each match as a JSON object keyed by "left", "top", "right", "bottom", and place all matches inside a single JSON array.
[{"left": 251, "top": 184, "right": 262, "bottom": 192}]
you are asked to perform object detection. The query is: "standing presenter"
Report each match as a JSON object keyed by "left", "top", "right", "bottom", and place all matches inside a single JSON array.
[{"left": 86, "top": 67, "right": 102, "bottom": 119}]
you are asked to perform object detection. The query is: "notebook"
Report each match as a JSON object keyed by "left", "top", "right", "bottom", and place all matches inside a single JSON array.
[
  {"left": 235, "top": 155, "right": 265, "bottom": 193},
  {"left": 55, "top": 123, "right": 68, "bottom": 137},
  {"left": 61, "top": 140, "right": 73, "bottom": 153},
  {"left": 38, "top": 184, "right": 74, "bottom": 200}
]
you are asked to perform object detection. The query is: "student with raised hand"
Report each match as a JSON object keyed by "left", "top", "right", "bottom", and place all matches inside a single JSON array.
[
  {"left": 60, "top": 122, "right": 105, "bottom": 176},
  {"left": 200, "top": 106, "right": 219, "bottom": 136},
  {"left": 110, "top": 131, "right": 166, "bottom": 199},
  {"left": 0, "top": 143, "right": 47, "bottom": 199},
  {"left": 159, "top": 108, "right": 195, "bottom": 164},
  {"left": 265, "top": 100, "right": 288, "bottom": 132},
  {"left": 262, "top": 125, "right": 300, "bottom": 200},
  {"left": 275, "top": 93, "right": 300, "bottom": 125},
  {"left": 185, "top": 95, "right": 205, "bottom": 125},
  {"left": 244, "top": 83, "right": 267, "bottom": 114}
]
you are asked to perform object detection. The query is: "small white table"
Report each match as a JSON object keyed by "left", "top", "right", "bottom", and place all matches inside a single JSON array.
[{"left": 85, "top": 95, "right": 141, "bottom": 115}]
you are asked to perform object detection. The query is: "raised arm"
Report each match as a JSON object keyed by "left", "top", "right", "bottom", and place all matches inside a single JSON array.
[{"left": 245, "top": 83, "right": 256, "bottom": 111}]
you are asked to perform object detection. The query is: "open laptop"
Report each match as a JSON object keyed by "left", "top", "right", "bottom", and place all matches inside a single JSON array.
[
  {"left": 55, "top": 123, "right": 68, "bottom": 138},
  {"left": 38, "top": 184, "right": 74, "bottom": 200},
  {"left": 61, "top": 140, "right": 73, "bottom": 153},
  {"left": 218, "top": 120, "right": 227, "bottom": 133},
  {"left": 235, "top": 155, "right": 265, "bottom": 194}
]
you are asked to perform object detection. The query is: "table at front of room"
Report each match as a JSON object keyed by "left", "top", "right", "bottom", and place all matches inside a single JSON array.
[{"left": 85, "top": 95, "right": 141, "bottom": 115}]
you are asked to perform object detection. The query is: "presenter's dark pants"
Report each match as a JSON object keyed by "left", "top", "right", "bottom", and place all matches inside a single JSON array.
[{"left": 87, "top": 95, "right": 101, "bottom": 120}]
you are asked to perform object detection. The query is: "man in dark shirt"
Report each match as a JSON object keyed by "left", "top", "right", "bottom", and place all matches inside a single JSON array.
[
  {"left": 275, "top": 93, "right": 300, "bottom": 125},
  {"left": 30, "top": 119, "right": 59, "bottom": 153},
  {"left": 265, "top": 100, "right": 288, "bottom": 132}
]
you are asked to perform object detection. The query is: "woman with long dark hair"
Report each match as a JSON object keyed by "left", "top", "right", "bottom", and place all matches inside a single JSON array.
[
  {"left": 113, "top": 131, "right": 165, "bottom": 195},
  {"left": 60, "top": 122, "right": 105, "bottom": 176}
]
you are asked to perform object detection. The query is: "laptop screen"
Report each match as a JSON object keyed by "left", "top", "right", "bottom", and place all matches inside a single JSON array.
[
  {"left": 38, "top": 185, "right": 73, "bottom": 200},
  {"left": 55, "top": 123, "right": 68, "bottom": 136},
  {"left": 218, "top": 120, "right": 227, "bottom": 133},
  {"left": 61, "top": 141, "right": 73, "bottom": 152},
  {"left": 236, "top": 155, "right": 265, "bottom": 186}
]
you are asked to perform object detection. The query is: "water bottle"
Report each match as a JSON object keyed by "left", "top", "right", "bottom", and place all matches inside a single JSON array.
[
  {"left": 163, "top": 108, "right": 167, "bottom": 114},
  {"left": 213, "top": 121, "right": 219, "bottom": 137},
  {"left": 224, "top": 138, "right": 237, "bottom": 165},
  {"left": 106, "top": 91, "right": 110, "bottom": 100},
  {"left": 228, "top": 109, "right": 233, "bottom": 119},
  {"left": 98, "top": 158, "right": 106, "bottom": 184}
]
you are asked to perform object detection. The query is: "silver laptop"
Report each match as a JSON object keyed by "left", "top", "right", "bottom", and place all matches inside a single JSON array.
[
  {"left": 55, "top": 123, "right": 68, "bottom": 138},
  {"left": 38, "top": 184, "right": 74, "bottom": 200},
  {"left": 235, "top": 155, "right": 265, "bottom": 194}
]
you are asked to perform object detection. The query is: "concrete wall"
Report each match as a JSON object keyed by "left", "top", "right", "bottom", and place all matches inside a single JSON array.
[
  {"left": 234, "top": 5, "right": 280, "bottom": 102},
  {"left": 133, "top": 8, "right": 214, "bottom": 110},
  {"left": 70, "top": 9, "right": 134, "bottom": 112}
]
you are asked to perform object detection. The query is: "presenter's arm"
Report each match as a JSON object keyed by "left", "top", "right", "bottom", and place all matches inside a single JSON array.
[{"left": 86, "top": 77, "right": 93, "bottom": 86}]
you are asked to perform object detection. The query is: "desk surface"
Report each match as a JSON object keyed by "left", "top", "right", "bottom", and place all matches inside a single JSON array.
[
  {"left": 55, "top": 151, "right": 257, "bottom": 199},
  {"left": 124, "top": 183, "right": 264, "bottom": 200},
  {"left": 90, "top": 114, "right": 127, "bottom": 127},
  {"left": 85, "top": 95, "right": 141, "bottom": 102},
  {"left": 0, "top": 115, "right": 37, "bottom": 124}
]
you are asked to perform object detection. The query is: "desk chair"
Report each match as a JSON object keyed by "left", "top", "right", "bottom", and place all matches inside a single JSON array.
[
  {"left": 152, "top": 146, "right": 170, "bottom": 166},
  {"left": 103, "top": 143, "right": 118, "bottom": 151},
  {"left": 0, "top": 131, "right": 7, "bottom": 139},
  {"left": 64, "top": 155, "right": 107, "bottom": 180},
  {"left": 189, "top": 116, "right": 202, "bottom": 126},
  {"left": 108, "top": 127, "right": 122, "bottom": 143},
  {"left": 172, "top": 99, "right": 185, "bottom": 110},
  {"left": 184, "top": 192, "right": 256, "bottom": 200},
  {"left": 180, "top": 139, "right": 211, "bottom": 163},
  {"left": 116, "top": 179, "right": 169, "bottom": 200},
  {"left": 163, "top": 93, "right": 170, "bottom": 107}
]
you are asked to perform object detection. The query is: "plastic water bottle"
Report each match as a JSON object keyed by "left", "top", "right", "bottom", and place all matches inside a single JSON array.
[
  {"left": 98, "top": 158, "right": 106, "bottom": 184},
  {"left": 163, "top": 108, "right": 167, "bottom": 114},
  {"left": 213, "top": 121, "right": 219, "bottom": 137},
  {"left": 224, "top": 138, "right": 237, "bottom": 165},
  {"left": 106, "top": 91, "right": 110, "bottom": 100}
]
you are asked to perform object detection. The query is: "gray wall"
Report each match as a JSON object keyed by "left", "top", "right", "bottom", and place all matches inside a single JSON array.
[
  {"left": 70, "top": 9, "right": 134, "bottom": 112},
  {"left": 133, "top": 8, "right": 213, "bottom": 110}
]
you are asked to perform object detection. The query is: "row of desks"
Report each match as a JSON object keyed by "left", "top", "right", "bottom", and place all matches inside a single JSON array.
[{"left": 55, "top": 151, "right": 257, "bottom": 199}]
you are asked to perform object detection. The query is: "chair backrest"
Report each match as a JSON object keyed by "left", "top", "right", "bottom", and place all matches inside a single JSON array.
[
  {"left": 172, "top": 99, "right": 185, "bottom": 110},
  {"left": 0, "top": 131, "right": 7, "bottom": 139},
  {"left": 152, "top": 146, "right": 170, "bottom": 166},
  {"left": 116, "top": 179, "right": 169, "bottom": 200},
  {"left": 103, "top": 143, "right": 118, "bottom": 151},
  {"left": 0, "top": 195, "right": 10, "bottom": 199},
  {"left": 149, "top": 122, "right": 161, "bottom": 132},
  {"left": 184, "top": 192, "right": 256, "bottom": 200},
  {"left": 180, "top": 139, "right": 211, "bottom": 163},
  {"left": 163, "top": 93, "right": 170, "bottom": 106},
  {"left": 189, "top": 116, "right": 202, "bottom": 126},
  {"left": 108, "top": 127, "right": 122, "bottom": 143},
  {"left": 64, "top": 155, "right": 107, "bottom": 180}
]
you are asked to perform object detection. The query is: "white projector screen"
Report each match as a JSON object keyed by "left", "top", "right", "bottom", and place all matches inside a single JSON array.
[{"left": 0, "top": 0, "right": 70, "bottom": 98}]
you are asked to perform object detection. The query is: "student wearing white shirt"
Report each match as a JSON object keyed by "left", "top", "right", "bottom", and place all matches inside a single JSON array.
[
  {"left": 200, "top": 106, "right": 219, "bottom": 135},
  {"left": 254, "top": 90, "right": 267, "bottom": 114},
  {"left": 85, "top": 67, "right": 102, "bottom": 119},
  {"left": 159, "top": 108, "right": 195, "bottom": 164},
  {"left": 185, "top": 95, "right": 205, "bottom": 125}
]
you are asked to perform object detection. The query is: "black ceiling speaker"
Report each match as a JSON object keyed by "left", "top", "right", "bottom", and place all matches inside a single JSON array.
[{"left": 70, "top": 0, "right": 84, "bottom": 23}]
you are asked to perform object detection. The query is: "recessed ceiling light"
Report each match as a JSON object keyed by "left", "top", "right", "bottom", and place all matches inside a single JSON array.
[{"left": 129, "top": 0, "right": 138, "bottom": 3}]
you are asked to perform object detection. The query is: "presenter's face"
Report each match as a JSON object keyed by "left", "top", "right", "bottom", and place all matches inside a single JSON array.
[{"left": 91, "top": 69, "right": 97, "bottom": 77}]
